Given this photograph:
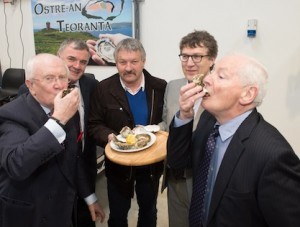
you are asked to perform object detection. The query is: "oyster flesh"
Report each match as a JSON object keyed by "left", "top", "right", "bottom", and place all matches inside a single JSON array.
[
  {"left": 135, "top": 134, "right": 151, "bottom": 148},
  {"left": 192, "top": 74, "right": 205, "bottom": 87}
]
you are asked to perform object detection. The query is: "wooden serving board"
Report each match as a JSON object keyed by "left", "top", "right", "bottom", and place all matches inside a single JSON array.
[{"left": 105, "top": 131, "right": 168, "bottom": 166}]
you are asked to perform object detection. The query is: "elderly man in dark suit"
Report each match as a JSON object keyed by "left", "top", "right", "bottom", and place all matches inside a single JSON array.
[
  {"left": 167, "top": 53, "right": 300, "bottom": 227},
  {"left": 0, "top": 53, "right": 105, "bottom": 227},
  {"left": 18, "top": 38, "right": 100, "bottom": 227}
]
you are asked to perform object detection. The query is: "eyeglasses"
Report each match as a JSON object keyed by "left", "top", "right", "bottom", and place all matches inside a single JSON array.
[
  {"left": 32, "top": 75, "right": 68, "bottom": 84},
  {"left": 178, "top": 54, "right": 209, "bottom": 63}
]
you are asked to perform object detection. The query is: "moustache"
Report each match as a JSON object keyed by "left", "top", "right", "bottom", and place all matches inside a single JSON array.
[{"left": 124, "top": 71, "right": 135, "bottom": 76}]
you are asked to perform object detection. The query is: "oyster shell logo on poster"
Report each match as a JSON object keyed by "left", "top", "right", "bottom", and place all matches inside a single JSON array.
[{"left": 32, "top": 1, "right": 126, "bottom": 32}]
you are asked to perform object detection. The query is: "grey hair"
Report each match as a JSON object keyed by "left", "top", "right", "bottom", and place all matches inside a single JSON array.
[
  {"left": 113, "top": 38, "right": 146, "bottom": 61},
  {"left": 235, "top": 55, "right": 268, "bottom": 106},
  {"left": 57, "top": 38, "right": 90, "bottom": 59},
  {"left": 26, "top": 53, "right": 69, "bottom": 80}
]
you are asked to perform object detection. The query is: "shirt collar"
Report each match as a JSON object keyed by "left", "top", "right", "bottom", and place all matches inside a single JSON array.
[{"left": 218, "top": 110, "right": 253, "bottom": 142}]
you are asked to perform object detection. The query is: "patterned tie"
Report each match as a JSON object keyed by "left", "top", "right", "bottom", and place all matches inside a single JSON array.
[{"left": 189, "top": 125, "right": 219, "bottom": 227}]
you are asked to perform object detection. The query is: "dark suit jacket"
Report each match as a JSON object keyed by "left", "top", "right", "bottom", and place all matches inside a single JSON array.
[
  {"left": 88, "top": 69, "right": 167, "bottom": 197},
  {"left": 167, "top": 109, "right": 300, "bottom": 227},
  {"left": 18, "top": 74, "right": 98, "bottom": 190},
  {"left": 77, "top": 75, "right": 98, "bottom": 189},
  {"left": 0, "top": 93, "right": 93, "bottom": 227}
]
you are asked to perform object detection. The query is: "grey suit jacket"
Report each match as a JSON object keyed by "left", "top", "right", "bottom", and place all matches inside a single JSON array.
[
  {"left": 167, "top": 109, "right": 300, "bottom": 227},
  {"left": 160, "top": 78, "right": 204, "bottom": 192},
  {"left": 0, "top": 94, "right": 92, "bottom": 227},
  {"left": 159, "top": 78, "right": 203, "bottom": 132}
]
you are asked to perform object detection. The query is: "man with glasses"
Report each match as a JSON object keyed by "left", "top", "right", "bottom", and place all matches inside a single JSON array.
[
  {"left": 159, "top": 30, "right": 218, "bottom": 227},
  {"left": 0, "top": 53, "right": 105, "bottom": 227}
]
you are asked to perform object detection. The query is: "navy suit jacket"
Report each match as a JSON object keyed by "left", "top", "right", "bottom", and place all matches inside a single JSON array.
[
  {"left": 77, "top": 75, "right": 98, "bottom": 189},
  {"left": 0, "top": 93, "right": 93, "bottom": 227},
  {"left": 18, "top": 74, "right": 98, "bottom": 189},
  {"left": 167, "top": 109, "right": 300, "bottom": 227}
]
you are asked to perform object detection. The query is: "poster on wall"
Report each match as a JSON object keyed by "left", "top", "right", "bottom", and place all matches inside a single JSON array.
[{"left": 31, "top": 0, "right": 134, "bottom": 66}]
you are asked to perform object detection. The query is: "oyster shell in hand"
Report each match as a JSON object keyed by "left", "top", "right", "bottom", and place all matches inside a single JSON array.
[
  {"left": 193, "top": 74, "right": 210, "bottom": 96},
  {"left": 192, "top": 74, "right": 205, "bottom": 87},
  {"left": 96, "top": 38, "right": 116, "bottom": 64}
]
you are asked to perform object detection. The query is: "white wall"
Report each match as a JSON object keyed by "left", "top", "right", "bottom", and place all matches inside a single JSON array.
[{"left": 1, "top": 0, "right": 300, "bottom": 155}]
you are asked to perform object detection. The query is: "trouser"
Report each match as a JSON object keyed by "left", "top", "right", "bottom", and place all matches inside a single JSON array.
[
  {"left": 107, "top": 169, "right": 159, "bottom": 227},
  {"left": 167, "top": 169, "right": 193, "bottom": 227}
]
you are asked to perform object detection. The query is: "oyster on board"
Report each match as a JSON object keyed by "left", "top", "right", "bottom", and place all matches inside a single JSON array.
[
  {"left": 119, "top": 126, "right": 133, "bottom": 138},
  {"left": 112, "top": 133, "right": 151, "bottom": 150}
]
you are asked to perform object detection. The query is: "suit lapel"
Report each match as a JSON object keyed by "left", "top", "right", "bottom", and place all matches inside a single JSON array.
[
  {"left": 79, "top": 76, "right": 89, "bottom": 108},
  {"left": 27, "top": 95, "right": 49, "bottom": 125}
]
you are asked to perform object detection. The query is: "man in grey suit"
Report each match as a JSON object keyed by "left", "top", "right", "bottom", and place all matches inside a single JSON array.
[
  {"left": 159, "top": 30, "right": 218, "bottom": 227},
  {"left": 167, "top": 53, "right": 300, "bottom": 227},
  {"left": 0, "top": 54, "right": 105, "bottom": 227}
]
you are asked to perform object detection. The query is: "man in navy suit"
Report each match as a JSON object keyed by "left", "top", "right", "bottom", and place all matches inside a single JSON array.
[
  {"left": 167, "top": 54, "right": 300, "bottom": 227},
  {"left": 0, "top": 53, "right": 105, "bottom": 227},
  {"left": 18, "top": 39, "right": 101, "bottom": 227}
]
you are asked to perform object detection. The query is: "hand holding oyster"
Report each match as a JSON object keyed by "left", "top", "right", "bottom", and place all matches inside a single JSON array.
[
  {"left": 192, "top": 74, "right": 209, "bottom": 96},
  {"left": 62, "top": 84, "right": 75, "bottom": 98},
  {"left": 96, "top": 37, "right": 116, "bottom": 64}
]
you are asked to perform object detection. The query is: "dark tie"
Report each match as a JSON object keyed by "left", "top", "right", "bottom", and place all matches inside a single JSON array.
[
  {"left": 73, "top": 111, "right": 83, "bottom": 152},
  {"left": 189, "top": 125, "right": 219, "bottom": 227}
]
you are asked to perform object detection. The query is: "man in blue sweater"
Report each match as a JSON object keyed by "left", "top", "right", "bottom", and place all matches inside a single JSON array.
[{"left": 88, "top": 38, "right": 167, "bottom": 227}]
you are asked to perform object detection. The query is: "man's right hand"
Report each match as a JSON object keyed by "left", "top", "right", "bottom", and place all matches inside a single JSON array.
[
  {"left": 51, "top": 88, "right": 80, "bottom": 125},
  {"left": 179, "top": 83, "right": 204, "bottom": 120}
]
